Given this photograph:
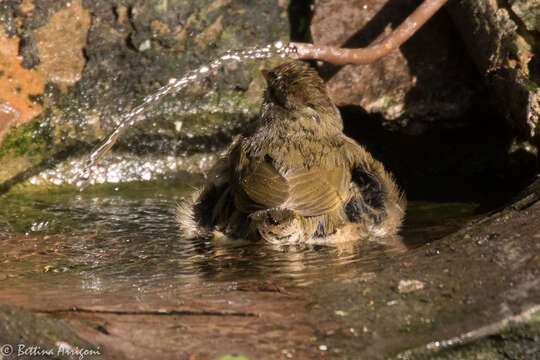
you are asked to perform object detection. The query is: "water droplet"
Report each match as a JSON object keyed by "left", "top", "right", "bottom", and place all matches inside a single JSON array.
[{"left": 81, "top": 41, "right": 296, "bottom": 183}]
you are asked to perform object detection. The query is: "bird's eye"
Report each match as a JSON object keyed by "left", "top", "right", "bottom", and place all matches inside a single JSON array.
[{"left": 307, "top": 103, "right": 316, "bottom": 109}]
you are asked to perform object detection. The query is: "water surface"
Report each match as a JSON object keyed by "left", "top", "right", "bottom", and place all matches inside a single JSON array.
[{"left": 0, "top": 180, "right": 478, "bottom": 299}]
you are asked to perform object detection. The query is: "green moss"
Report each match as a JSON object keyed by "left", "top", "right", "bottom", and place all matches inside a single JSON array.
[
  {"left": 179, "top": 111, "right": 247, "bottom": 137},
  {"left": 217, "top": 23, "right": 244, "bottom": 50},
  {"left": 373, "top": 298, "right": 389, "bottom": 306},
  {"left": 199, "top": 6, "right": 208, "bottom": 23},
  {"left": 155, "top": 0, "right": 169, "bottom": 13},
  {"left": 207, "top": 88, "right": 258, "bottom": 112},
  {"left": 397, "top": 319, "right": 437, "bottom": 335},
  {"left": 0, "top": 115, "right": 54, "bottom": 160}
]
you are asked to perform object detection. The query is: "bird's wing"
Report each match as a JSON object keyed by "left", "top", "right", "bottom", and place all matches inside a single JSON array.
[
  {"left": 231, "top": 140, "right": 350, "bottom": 216},
  {"left": 239, "top": 159, "right": 290, "bottom": 210},
  {"left": 283, "top": 166, "right": 349, "bottom": 216},
  {"left": 230, "top": 142, "right": 289, "bottom": 213}
]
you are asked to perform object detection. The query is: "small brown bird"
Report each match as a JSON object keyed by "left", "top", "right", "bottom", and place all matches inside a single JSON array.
[{"left": 177, "top": 61, "right": 405, "bottom": 244}]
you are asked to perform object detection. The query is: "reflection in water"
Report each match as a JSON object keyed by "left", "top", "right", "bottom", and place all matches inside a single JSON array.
[{"left": 0, "top": 182, "right": 476, "bottom": 298}]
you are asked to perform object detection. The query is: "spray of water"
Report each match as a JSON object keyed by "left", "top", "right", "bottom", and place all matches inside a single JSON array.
[{"left": 77, "top": 41, "right": 297, "bottom": 186}]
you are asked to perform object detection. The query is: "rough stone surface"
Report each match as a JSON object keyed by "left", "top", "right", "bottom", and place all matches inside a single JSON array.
[
  {"left": 310, "top": 0, "right": 479, "bottom": 131},
  {"left": 33, "top": 0, "right": 91, "bottom": 91},
  {"left": 0, "top": 304, "right": 106, "bottom": 360},
  {"left": 0, "top": 26, "right": 44, "bottom": 131},
  {"left": 0, "top": 0, "right": 290, "bottom": 189},
  {"left": 447, "top": 0, "right": 539, "bottom": 141},
  {"left": 510, "top": 0, "right": 540, "bottom": 32},
  {"left": 0, "top": 0, "right": 536, "bottom": 200}
]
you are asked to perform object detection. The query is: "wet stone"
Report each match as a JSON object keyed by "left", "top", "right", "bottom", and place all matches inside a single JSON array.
[
  {"left": 310, "top": 0, "right": 480, "bottom": 130},
  {"left": 0, "top": 0, "right": 291, "bottom": 188}
]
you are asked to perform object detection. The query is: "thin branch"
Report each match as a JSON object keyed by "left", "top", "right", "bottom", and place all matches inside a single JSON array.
[{"left": 290, "top": 0, "right": 448, "bottom": 65}]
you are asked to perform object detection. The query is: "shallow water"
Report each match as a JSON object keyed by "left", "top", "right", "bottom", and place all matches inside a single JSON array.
[
  {"left": 2, "top": 180, "right": 536, "bottom": 360},
  {"left": 0, "top": 180, "right": 478, "bottom": 296}
]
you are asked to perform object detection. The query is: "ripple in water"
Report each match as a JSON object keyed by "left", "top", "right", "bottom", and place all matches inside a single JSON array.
[{"left": 0, "top": 183, "right": 417, "bottom": 293}]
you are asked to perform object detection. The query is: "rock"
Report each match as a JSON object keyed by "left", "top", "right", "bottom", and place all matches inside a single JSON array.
[
  {"left": 33, "top": 0, "right": 91, "bottom": 91},
  {"left": 397, "top": 279, "right": 425, "bottom": 293},
  {"left": 447, "top": 0, "right": 539, "bottom": 141},
  {"left": 510, "top": 0, "right": 540, "bottom": 32},
  {"left": 0, "top": 0, "right": 290, "bottom": 189},
  {"left": 0, "top": 304, "right": 106, "bottom": 360},
  {"left": 396, "top": 312, "right": 540, "bottom": 359},
  {"left": 310, "top": 0, "right": 479, "bottom": 130},
  {"left": 0, "top": 26, "right": 44, "bottom": 128}
]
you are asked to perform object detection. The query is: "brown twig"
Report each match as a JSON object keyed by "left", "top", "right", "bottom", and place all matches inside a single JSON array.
[{"left": 290, "top": 0, "right": 448, "bottom": 65}]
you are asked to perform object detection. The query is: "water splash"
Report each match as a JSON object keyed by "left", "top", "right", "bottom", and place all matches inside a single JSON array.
[{"left": 77, "top": 41, "right": 296, "bottom": 186}]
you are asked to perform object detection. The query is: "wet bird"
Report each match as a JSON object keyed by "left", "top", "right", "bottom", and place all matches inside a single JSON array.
[{"left": 177, "top": 61, "right": 405, "bottom": 244}]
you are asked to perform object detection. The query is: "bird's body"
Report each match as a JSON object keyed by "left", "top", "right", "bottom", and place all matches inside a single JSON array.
[{"left": 177, "top": 61, "right": 405, "bottom": 244}]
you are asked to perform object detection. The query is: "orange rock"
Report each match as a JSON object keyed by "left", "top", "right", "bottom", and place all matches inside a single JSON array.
[
  {"left": 0, "top": 26, "right": 44, "bottom": 138},
  {"left": 0, "top": 0, "right": 92, "bottom": 141},
  {"left": 18, "top": 0, "right": 35, "bottom": 14}
]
